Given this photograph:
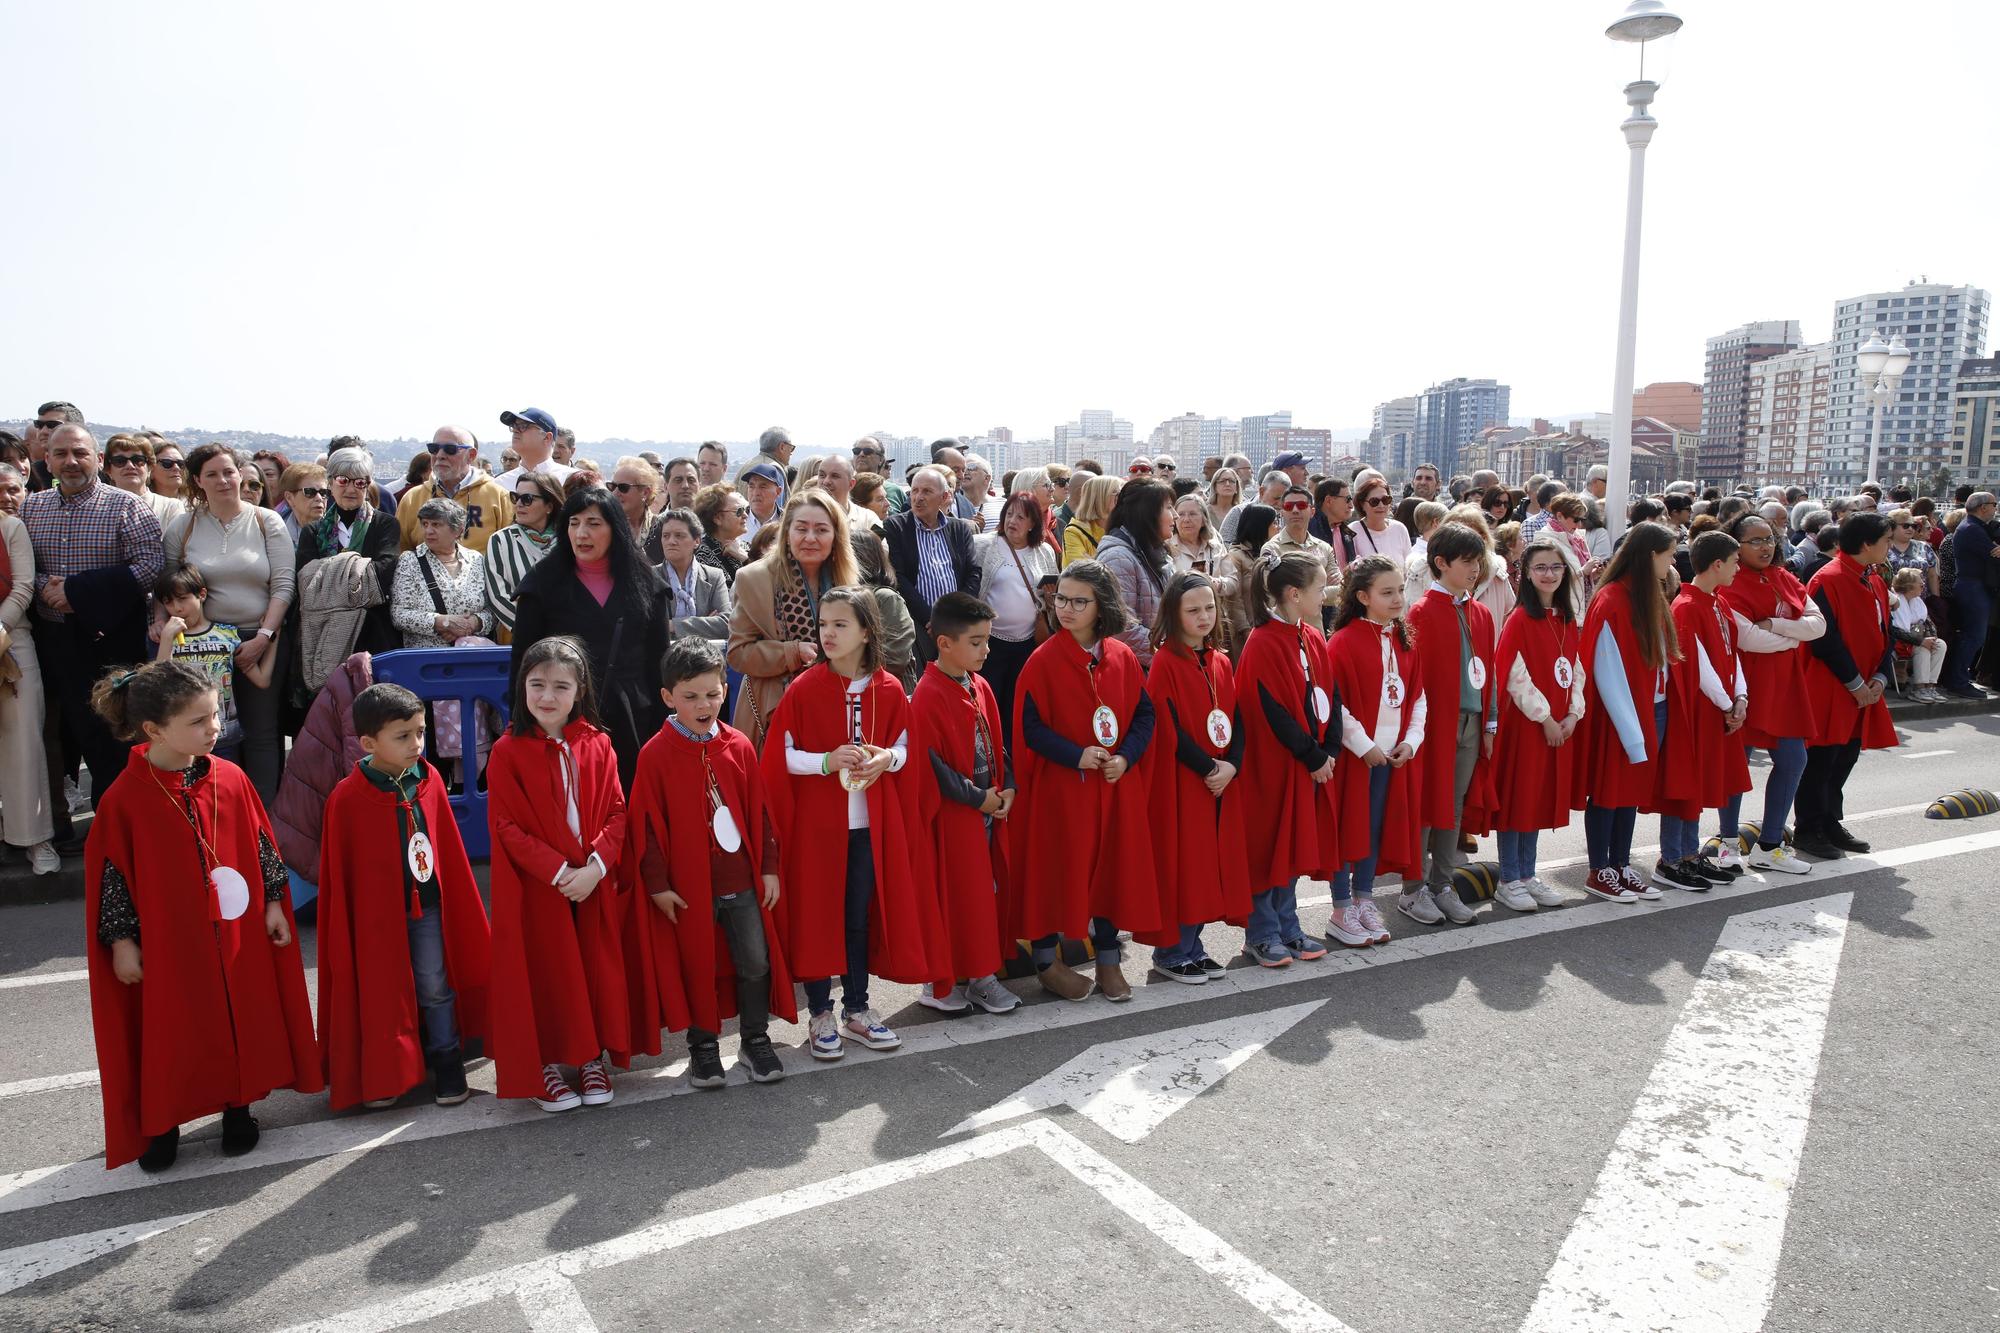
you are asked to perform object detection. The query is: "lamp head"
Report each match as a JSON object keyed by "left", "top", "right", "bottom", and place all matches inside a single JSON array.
[
  {"left": 1607, "top": 0, "right": 1683, "bottom": 42},
  {"left": 1856, "top": 331, "right": 1892, "bottom": 379},
  {"left": 1884, "top": 339, "right": 1913, "bottom": 378}
]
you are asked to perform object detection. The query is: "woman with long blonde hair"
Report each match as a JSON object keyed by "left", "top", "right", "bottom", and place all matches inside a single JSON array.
[{"left": 726, "top": 487, "right": 859, "bottom": 746}]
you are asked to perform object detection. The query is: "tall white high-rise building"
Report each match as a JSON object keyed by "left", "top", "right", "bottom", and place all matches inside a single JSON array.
[
  {"left": 1826, "top": 280, "right": 1990, "bottom": 488},
  {"left": 1147, "top": 413, "right": 1206, "bottom": 466},
  {"left": 1053, "top": 408, "right": 1133, "bottom": 459},
  {"left": 1742, "top": 343, "right": 1832, "bottom": 489}
]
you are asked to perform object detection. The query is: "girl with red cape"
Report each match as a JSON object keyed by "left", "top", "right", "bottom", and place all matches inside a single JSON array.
[
  {"left": 910, "top": 593, "right": 1023, "bottom": 1016},
  {"left": 762, "top": 587, "right": 933, "bottom": 1061},
  {"left": 84, "top": 661, "right": 320, "bottom": 1173},
  {"left": 626, "top": 637, "right": 795, "bottom": 1090},
  {"left": 1795, "top": 512, "right": 1899, "bottom": 856},
  {"left": 1325, "top": 555, "right": 1426, "bottom": 948},
  {"left": 1654, "top": 532, "right": 1752, "bottom": 891},
  {"left": 1574, "top": 521, "right": 1679, "bottom": 904},
  {"left": 1143, "top": 572, "right": 1250, "bottom": 983},
  {"left": 1235, "top": 552, "right": 1343, "bottom": 964},
  {"left": 1491, "top": 536, "right": 1585, "bottom": 910},
  {"left": 487, "top": 636, "right": 632, "bottom": 1113},
  {"left": 1008, "top": 559, "right": 1160, "bottom": 1004},
  {"left": 1714, "top": 511, "right": 1825, "bottom": 875}
]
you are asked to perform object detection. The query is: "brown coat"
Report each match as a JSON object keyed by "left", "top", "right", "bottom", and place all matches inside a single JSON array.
[{"left": 725, "top": 559, "right": 816, "bottom": 749}]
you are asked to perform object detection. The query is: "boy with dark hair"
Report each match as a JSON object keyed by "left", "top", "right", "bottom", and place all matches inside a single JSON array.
[
  {"left": 1655, "top": 531, "right": 1750, "bottom": 890},
  {"left": 318, "top": 683, "right": 490, "bottom": 1110},
  {"left": 912, "top": 593, "right": 1021, "bottom": 1015},
  {"left": 627, "top": 638, "right": 794, "bottom": 1088}
]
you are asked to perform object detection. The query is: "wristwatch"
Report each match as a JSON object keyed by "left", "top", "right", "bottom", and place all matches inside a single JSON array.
[{"left": 256, "top": 627, "right": 276, "bottom": 641}]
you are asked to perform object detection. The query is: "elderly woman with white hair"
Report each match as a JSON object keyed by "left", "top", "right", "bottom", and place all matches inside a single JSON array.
[
  {"left": 292, "top": 446, "right": 402, "bottom": 684},
  {"left": 962, "top": 452, "right": 1004, "bottom": 534}
]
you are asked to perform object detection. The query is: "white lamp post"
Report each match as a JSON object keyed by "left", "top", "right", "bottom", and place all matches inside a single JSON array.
[
  {"left": 1602, "top": 0, "right": 1682, "bottom": 539},
  {"left": 1855, "top": 329, "right": 1913, "bottom": 487}
]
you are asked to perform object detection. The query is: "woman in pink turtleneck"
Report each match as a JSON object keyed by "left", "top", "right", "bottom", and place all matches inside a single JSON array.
[{"left": 509, "top": 487, "right": 668, "bottom": 790}]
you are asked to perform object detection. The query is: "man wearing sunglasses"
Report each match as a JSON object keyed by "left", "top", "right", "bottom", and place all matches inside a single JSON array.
[
  {"left": 24, "top": 400, "right": 82, "bottom": 492},
  {"left": 1260, "top": 484, "right": 1343, "bottom": 616},
  {"left": 494, "top": 407, "right": 576, "bottom": 494},
  {"left": 397, "top": 425, "right": 513, "bottom": 554},
  {"left": 850, "top": 436, "right": 907, "bottom": 514}
]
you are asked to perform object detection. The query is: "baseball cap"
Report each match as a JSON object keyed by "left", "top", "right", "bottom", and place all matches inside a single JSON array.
[
  {"left": 500, "top": 407, "right": 557, "bottom": 434},
  {"left": 740, "top": 460, "right": 786, "bottom": 489},
  {"left": 1273, "top": 450, "right": 1308, "bottom": 469}
]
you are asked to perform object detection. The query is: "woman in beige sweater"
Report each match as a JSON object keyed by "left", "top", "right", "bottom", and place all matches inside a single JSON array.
[{"left": 726, "top": 488, "right": 859, "bottom": 748}]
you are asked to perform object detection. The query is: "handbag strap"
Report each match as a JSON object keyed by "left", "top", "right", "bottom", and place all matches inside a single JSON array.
[
  {"left": 1004, "top": 541, "right": 1040, "bottom": 601},
  {"left": 415, "top": 551, "right": 449, "bottom": 616}
]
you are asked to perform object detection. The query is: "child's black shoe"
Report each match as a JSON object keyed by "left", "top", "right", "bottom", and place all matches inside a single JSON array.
[
  {"left": 740, "top": 1035, "right": 787, "bottom": 1084},
  {"left": 688, "top": 1040, "right": 728, "bottom": 1090},
  {"left": 138, "top": 1127, "right": 180, "bottom": 1173},
  {"left": 220, "top": 1106, "right": 259, "bottom": 1156},
  {"left": 432, "top": 1049, "right": 470, "bottom": 1105}
]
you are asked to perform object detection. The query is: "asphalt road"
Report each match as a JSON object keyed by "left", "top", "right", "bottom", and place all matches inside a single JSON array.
[{"left": 3, "top": 711, "right": 1998, "bottom": 1332}]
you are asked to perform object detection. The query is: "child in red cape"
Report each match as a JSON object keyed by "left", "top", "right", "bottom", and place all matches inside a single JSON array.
[
  {"left": 1654, "top": 531, "right": 1753, "bottom": 892},
  {"left": 84, "top": 661, "right": 320, "bottom": 1173},
  {"left": 762, "top": 586, "right": 932, "bottom": 1062},
  {"left": 1326, "top": 555, "right": 1425, "bottom": 947},
  {"left": 1796, "top": 511, "right": 1900, "bottom": 855},
  {"left": 627, "top": 637, "right": 795, "bottom": 1090},
  {"left": 911, "top": 593, "right": 1024, "bottom": 1016},
  {"left": 1491, "top": 535, "right": 1585, "bottom": 910},
  {"left": 318, "top": 684, "right": 490, "bottom": 1112},
  {"left": 487, "top": 636, "right": 632, "bottom": 1113},
  {"left": 1144, "top": 572, "right": 1251, "bottom": 983},
  {"left": 1234, "top": 552, "right": 1340, "bottom": 966},
  {"left": 1008, "top": 559, "right": 1161, "bottom": 1004},
  {"left": 1399, "top": 522, "right": 1499, "bottom": 928},
  {"left": 1574, "top": 521, "right": 1680, "bottom": 904}
]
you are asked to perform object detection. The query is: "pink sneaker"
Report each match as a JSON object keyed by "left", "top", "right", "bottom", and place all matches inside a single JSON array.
[{"left": 1354, "top": 897, "right": 1392, "bottom": 943}]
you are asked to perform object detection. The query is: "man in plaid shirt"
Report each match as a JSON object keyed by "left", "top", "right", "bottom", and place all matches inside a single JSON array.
[{"left": 25, "top": 425, "right": 163, "bottom": 826}]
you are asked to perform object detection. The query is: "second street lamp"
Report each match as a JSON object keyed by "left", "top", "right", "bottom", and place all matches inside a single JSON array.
[{"left": 1856, "top": 329, "right": 1913, "bottom": 488}]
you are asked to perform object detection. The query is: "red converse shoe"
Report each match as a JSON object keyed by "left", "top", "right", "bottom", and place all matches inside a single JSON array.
[
  {"left": 535, "top": 1064, "right": 581, "bottom": 1113},
  {"left": 578, "top": 1059, "right": 615, "bottom": 1106}
]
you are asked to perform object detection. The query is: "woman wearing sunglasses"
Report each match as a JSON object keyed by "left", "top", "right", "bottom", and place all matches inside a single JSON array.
[
  {"left": 278, "top": 464, "right": 329, "bottom": 546},
  {"left": 103, "top": 433, "right": 186, "bottom": 527},
  {"left": 1348, "top": 476, "right": 1411, "bottom": 565},
  {"left": 484, "top": 469, "right": 567, "bottom": 645},
  {"left": 147, "top": 434, "right": 188, "bottom": 501}
]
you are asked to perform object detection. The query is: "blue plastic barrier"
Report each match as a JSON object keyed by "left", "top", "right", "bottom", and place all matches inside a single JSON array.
[{"left": 368, "top": 647, "right": 513, "bottom": 858}]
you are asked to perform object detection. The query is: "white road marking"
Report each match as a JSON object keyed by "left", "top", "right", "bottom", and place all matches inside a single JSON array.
[
  {"left": 0, "top": 968, "right": 88, "bottom": 991},
  {"left": 1520, "top": 893, "right": 1854, "bottom": 1333},
  {"left": 0, "top": 1070, "right": 99, "bottom": 1101},
  {"left": 7, "top": 826, "right": 1993, "bottom": 1218},
  {"left": 0, "top": 1208, "right": 213, "bottom": 1296},
  {"left": 947, "top": 1000, "right": 1326, "bottom": 1142},
  {"left": 275, "top": 1118, "right": 1350, "bottom": 1333},
  {"left": 1897, "top": 748, "right": 1956, "bottom": 759}
]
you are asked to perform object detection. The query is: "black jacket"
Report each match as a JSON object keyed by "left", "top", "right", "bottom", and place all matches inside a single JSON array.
[{"left": 883, "top": 510, "right": 979, "bottom": 649}]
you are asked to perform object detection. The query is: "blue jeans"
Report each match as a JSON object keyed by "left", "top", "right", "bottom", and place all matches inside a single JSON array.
[
  {"left": 804, "top": 830, "right": 875, "bottom": 1017},
  {"left": 1720, "top": 736, "right": 1807, "bottom": 845},
  {"left": 1246, "top": 880, "right": 1303, "bottom": 946},
  {"left": 1034, "top": 917, "right": 1121, "bottom": 968},
  {"left": 1151, "top": 923, "right": 1210, "bottom": 968},
  {"left": 406, "top": 909, "right": 459, "bottom": 1054},
  {"left": 1659, "top": 814, "right": 1701, "bottom": 863},
  {"left": 1497, "top": 829, "right": 1540, "bottom": 882},
  {"left": 1584, "top": 698, "right": 1659, "bottom": 870},
  {"left": 1330, "top": 764, "right": 1392, "bottom": 903},
  {"left": 1945, "top": 587, "right": 1990, "bottom": 690}
]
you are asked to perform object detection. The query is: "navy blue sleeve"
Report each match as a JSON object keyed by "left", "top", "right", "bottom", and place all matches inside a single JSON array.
[
  {"left": 1021, "top": 693, "right": 1086, "bottom": 770},
  {"left": 1117, "top": 689, "right": 1155, "bottom": 764}
]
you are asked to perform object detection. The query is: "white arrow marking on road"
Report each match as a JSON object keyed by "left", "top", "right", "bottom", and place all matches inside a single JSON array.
[
  {"left": 0, "top": 1208, "right": 213, "bottom": 1296},
  {"left": 946, "top": 1000, "right": 1327, "bottom": 1143},
  {"left": 1520, "top": 892, "right": 1853, "bottom": 1333}
]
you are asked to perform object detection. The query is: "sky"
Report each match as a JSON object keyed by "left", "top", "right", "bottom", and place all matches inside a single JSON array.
[{"left": 3, "top": 0, "right": 1995, "bottom": 447}]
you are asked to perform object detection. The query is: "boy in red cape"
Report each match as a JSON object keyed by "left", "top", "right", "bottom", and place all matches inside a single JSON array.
[
  {"left": 1144, "top": 572, "right": 1251, "bottom": 982},
  {"left": 1326, "top": 555, "right": 1426, "bottom": 947},
  {"left": 1008, "top": 559, "right": 1160, "bottom": 1003},
  {"left": 910, "top": 594, "right": 1024, "bottom": 1015},
  {"left": 1653, "top": 531, "right": 1752, "bottom": 891},
  {"left": 628, "top": 638, "right": 795, "bottom": 1090},
  {"left": 1795, "top": 511, "right": 1900, "bottom": 857},
  {"left": 487, "top": 636, "right": 633, "bottom": 1113},
  {"left": 1399, "top": 523, "right": 1498, "bottom": 927},
  {"left": 84, "top": 661, "right": 321, "bottom": 1173},
  {"left": 318, "top": 684, "right": 490, "bottom": 1111},
  {"left": 762, "top": 587, "right": 933, "bottom": 1061}
]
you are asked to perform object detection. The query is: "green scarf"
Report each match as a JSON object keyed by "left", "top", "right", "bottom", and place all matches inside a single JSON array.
[{"left": 313, "top": 504, "right": 374, "bottom": 555}]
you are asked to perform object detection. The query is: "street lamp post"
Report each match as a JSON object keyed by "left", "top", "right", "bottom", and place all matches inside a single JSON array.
[
  {"left": 1856, "top": 330, "right": 1913, "bottom": 488},
  {"left": 1603, "top": 0, "right": 1682, "bottom": 540}
]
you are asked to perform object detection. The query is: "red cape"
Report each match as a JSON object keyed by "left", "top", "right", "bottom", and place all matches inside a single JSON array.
[
  {"left": 85, "top": 748, "right": 320, "bottom": 1170},
  {"left": 1657, "top": 584, "right": 1753, "bottom": 817},
  {"left": 486, "top": 722, "right": 632, "bottom": 1099},
  {"left": 1407, "top": 588, "right": 1498, "bottom": 835},
  {"left": 1493, "top": 605, "right": 1581, "bottom": 832},
  {"left": 1006, "top": 633, "right": 1163, "bottom": 941},
  {"left": 761, "top": 664, "right": 936, "bottom": 983},
  {"left": 1803, "top": 552, "right": 1899, "bottom": 750},
  {"left": 1716, "top": 565, "right": 1820, "bottom": 747},
  {"left": 1145, "top": 645, "right": 1252, "bottom": 928},
  {"left": 317, "top": 762, "right": 491, "bottom": 1111},
  {"left": 625, "top": 723, "right": 797, "bottom": 1045},
  {"left": 1574, "top": 580, "right": 1669, "bottom": 810},
  {"left": 1327, "top": 620, "right": 1425, "bottom": 879},
  {"left": 912, "top": 665, "right": 1012, "bottom": 981},
  {"left": 1234, "top": 621, "right": 1343, "bottom": 888}
]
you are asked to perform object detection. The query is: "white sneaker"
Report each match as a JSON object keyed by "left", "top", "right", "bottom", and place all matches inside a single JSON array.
[
  {"left": 1397, "top": 887, "right": 1445, "bottom": 925},
  {"left": 28, "top": 841, "right": 60, "bottom": 876},
  {"left": 1524, "top": 876, "right": 1566, "bottom": 907},
  {"left": 1748, "top": 844, "right": 1812, "bottom": 876},
  {"left": 1432, "top": 885, "right": 1477, "bottom": 924},
  {"left": 808, "top": 1010, "right": 844, "bottom": 1061},
  {"left": 1324, "top": 903, "right": 1374, "bottom": 948},
  {"left": 1354, "top": 897, "right": 1392, "bottom": 943},
  {"left": 842, "top": 1009, "right": 900, "bottom": 1051},
  {"left": 964, "top": 976, "right": 1021, "bottom": 1013},
  {"left": 1712, "top": 844, "right": 1746, "bottom": 876},
  {"left": 1493, "top": 879, "right": 1538, "bottom": 913},
  {"left": 917, "top": 984, "right": 972, "bottom": 1014},
  {"left": 64, "top": 777, "right": 90, "bottom": 817}
]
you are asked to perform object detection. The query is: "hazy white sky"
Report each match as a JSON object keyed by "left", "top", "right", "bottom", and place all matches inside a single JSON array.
[{"left": 4, "top": 1, "right": 1994, "bottom": 446}]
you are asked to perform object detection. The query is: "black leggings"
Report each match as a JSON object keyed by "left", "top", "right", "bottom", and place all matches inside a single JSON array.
[{"left": 1795, "top": 739, "right": 1862, "bottom": 832}]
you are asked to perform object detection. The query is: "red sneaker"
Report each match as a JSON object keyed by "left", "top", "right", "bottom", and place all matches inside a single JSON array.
[
  {"left": 1583, "top": 867, "right": 1639, "bottom": 903},
  {"left": 578, "top": 1059, "right": 614, "bottom": 1107},
  {"left": 535, "top": 1064, "right": 581, "bottom": 1113}
]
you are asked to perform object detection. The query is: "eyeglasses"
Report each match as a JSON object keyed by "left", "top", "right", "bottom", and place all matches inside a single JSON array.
[
  {"left": 852, "top": 448, "right": 883, "bottom": 459},
  {"left": 1365, "top": 495, "right": 1392, "bottom": 509},
  {"left": 1052, "top": 594, "right": 1096, "bottom": 610},
  {"left": 106, "top": 454, "right": 147, "bottom": 469},
  {"left": 607, "top": 481, "right": 647, "bottom": 495},
  {"left": 1281, "top": 501, "right": 1311, "bottom": 512},
  {"left": 426, "top": 442, "right": 471, "bottom": 456},
  {"left": 32, "top": 420, "right": 64, "bottom": 431},
  {"left": 331, "top": 474, "right": 369, "bottom": 486},
  {"left": 155, "top": 457, "right": 184, "bottom": 469},
  {"left": 1526, "top": 562, "right": 1567, "bottom": 576},
  {"left": 1157, "top": 463, "right": 1177, "bottom": 473},
  {"left": 298, "top": 487, "right": 331, "bottom": 500},
  {"left": 241, "top": 478, "right": 264, "bottom": 491},
  {"left": 1742, "top": 535, "right": 1777, "bottom": 547},
  {"left": 508, "top": 422, "right": 542, "bottom": 436},
  {"left": 513, "top": 492, "right": 544, "bottom": 506}
]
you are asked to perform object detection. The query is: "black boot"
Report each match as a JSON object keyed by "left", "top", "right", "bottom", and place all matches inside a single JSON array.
[
  {"left": 220, "top": 1105, "right": 260, "bottom": 1156},
  {"left": 431, "top": 1048, "right": 470, "bottom": 1105},
  {"left": 1791, "top": 823, "right": 1843, "bottom": 860},
  {"left": 687, "top": 1038, "right": 727, "bottom": 1090},
  {"left": 1826, "top": 822, "right": 1870, "bottom": 853},
  {"left": 138, "top": 1126, "right": 180, "bottom": 1173}
]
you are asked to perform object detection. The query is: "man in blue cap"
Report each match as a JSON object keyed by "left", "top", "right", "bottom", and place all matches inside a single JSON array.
[
  {"left": 494, "top": 408, "right": 576, "bottom": 493},
  {"left": 738, "top": 459, "right": 786, "bottom": 540}
]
